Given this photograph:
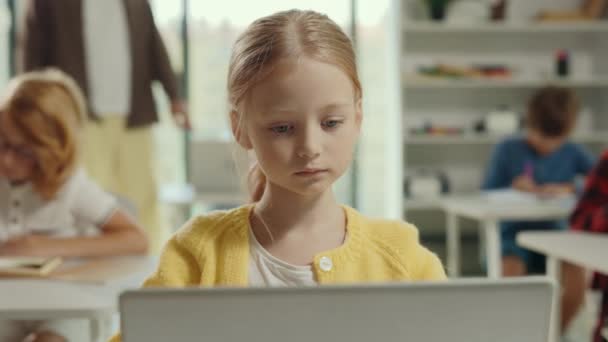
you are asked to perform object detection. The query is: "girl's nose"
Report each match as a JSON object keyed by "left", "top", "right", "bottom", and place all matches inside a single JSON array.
[{"left": 296, "top": 127, "right": 321, "bottom": 160}]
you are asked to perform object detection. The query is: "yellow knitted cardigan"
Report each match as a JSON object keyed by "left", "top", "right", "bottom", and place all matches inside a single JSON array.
[{"left": 109, "top": 204, "right": 445, "bottom": 341}]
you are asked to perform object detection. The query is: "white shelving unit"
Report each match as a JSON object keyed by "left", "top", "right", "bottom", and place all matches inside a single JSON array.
[
  {"left": 403, "top": 77, "right": 608, "bottom": 90},
  {"left": 404, "top": 131, "right": 608, "bottom": 145},
  {"left": 403, "top": 21, "right": 608, "bottom": 34},
  {"left": 398, "top": 1, "right": 608, "bottom": 224}
]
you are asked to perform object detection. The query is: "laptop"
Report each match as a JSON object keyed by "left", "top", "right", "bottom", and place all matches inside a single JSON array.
[{"left": 119, "top": 277, "right": 554, "bottom": 342}]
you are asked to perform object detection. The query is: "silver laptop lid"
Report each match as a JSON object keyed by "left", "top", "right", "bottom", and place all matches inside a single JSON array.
[{"left": 120, "top": 277, "right": 554, "bottom": 342}]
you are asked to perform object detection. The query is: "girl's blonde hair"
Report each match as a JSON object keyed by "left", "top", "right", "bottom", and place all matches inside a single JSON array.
[
  {"left": 1, "top": 68, "right": 87, "bottom": 199},
  {"left": 227, "top": 9, "right": 362, "bottom": 202}
]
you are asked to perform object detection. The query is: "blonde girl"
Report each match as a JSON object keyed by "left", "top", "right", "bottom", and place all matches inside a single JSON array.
[{"left": 109, "top": 9, "right": 445, "bottom": 341}]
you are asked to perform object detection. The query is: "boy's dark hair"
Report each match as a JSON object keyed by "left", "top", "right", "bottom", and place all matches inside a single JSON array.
[{"left": 527, "top": 86, "right": 579, "bottom": 138}]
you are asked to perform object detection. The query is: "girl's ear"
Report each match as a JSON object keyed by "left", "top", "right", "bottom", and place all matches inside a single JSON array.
[
  {"left": 355, "top": 98, "right": 363, "bottom": 133},
  {"left": 230, "top": 110, "right": 253, "bottom": 150}
]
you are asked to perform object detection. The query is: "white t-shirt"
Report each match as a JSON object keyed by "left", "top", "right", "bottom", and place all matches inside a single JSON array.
[
  {"left": 82, "top": 0, "right": 131, "bottom": 116},
  {"left": 0, "top": 168, "right": 117, "bottom": 242},
  {"left": 248, "top": 228, "right": 317, "bottom": 287}
]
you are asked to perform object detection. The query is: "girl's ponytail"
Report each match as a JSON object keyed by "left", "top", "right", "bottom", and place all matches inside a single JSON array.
[{"left": 247, "top": 162, "right": 266, "bottom": 203}]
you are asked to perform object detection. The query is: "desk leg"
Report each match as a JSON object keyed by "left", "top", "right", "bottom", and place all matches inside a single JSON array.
[
  {"left": 546, "top": 257, "right": 561, "bottom": 342},
  {"left": 446, "top": 212, "right": 460, "bottom": 277},
  {"left": 90, "top": 316, "right": 111, "bottom": 342},
  {"left": 484, "top": 220, "right": 501, "bottom": 278}
]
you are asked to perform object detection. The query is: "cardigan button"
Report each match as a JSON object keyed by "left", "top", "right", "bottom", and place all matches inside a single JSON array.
[{"left": 319, "top": 256, "right": 333, "bottom": 272}]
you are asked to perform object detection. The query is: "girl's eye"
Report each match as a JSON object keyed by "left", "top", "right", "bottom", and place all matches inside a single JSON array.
[
  {"left": 323, "top": 120, "right": 343, "bottom": 129},
  {"left": 270, "top": 125, "right": 293, "bottom": 134}
]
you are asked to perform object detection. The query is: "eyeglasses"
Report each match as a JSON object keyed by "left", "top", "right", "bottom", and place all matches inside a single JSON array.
[{"left": 0, "top": 141, "right": 37, "bottom": 161}]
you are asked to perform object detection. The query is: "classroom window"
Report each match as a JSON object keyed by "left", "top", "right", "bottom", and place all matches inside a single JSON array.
[
  {"left": 355, "top": 0, "right": 401, "bottom": 218},
  {"left": 2, "top": 1, "right": 11, "bottom": 80},
  {"left": 149, "top": 0, "right": 186, "bottom": 187}
]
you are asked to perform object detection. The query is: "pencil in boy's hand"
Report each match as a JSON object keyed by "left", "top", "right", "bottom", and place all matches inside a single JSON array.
[
  {"left": 512, "top": 174, "right": 538, "bottom": 193},
  {"left": 524, "top": 161, "right": 534, "bottom": 179}
]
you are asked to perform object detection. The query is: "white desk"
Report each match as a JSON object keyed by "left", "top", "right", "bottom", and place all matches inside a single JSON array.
[
  {"left": 517, "top": 231, "right": 608, "bottom": 274},
  {"left": 441, "top": 194, "right": 575, "bottom": 278},
  {"left": 0, "top": 280, "right": 114, "bottom": 320},
  {"left": 517, "top": 231, "right": 608, "bottom": 342},
  {"left": 0, "top": 256, "right": 156, "bottom": 341}
]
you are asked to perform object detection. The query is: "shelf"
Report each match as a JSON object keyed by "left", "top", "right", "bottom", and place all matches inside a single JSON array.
[
  {"left": 403, "top": 21, "right": 608, "bottom": 34},
  {"left": 403, "top": 76, "right": 608, "bottom": 90},
  {"left": 404, "top": 132, "right": 608, "bottom": 145}
]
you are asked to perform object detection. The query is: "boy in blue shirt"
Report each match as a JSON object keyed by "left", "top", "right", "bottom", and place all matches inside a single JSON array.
[{"left": 482, "top": 86, "right": 594, "bottom": 333}]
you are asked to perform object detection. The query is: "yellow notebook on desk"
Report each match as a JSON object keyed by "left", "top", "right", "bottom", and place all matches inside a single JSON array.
[{"left": 0, "top": 256, "right": 63, "bottom": 277}]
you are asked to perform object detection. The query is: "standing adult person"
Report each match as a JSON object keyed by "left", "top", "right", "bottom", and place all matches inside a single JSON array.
[{"left": 19, "top": 0, "right": 190, "bottom": 253}]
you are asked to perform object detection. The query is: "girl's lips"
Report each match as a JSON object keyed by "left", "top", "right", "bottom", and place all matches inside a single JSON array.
[{"left": 294, "top": 169, "right": 327, "bottom": 176}]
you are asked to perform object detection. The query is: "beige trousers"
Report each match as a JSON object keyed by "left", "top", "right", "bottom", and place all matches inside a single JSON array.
[{"left": 82, "top": 117, "right": 166, "bottom": 253}]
